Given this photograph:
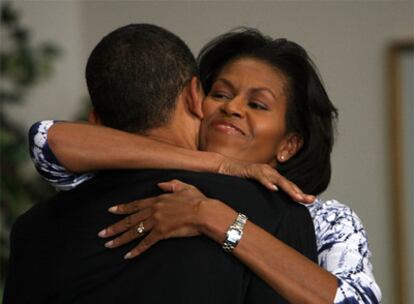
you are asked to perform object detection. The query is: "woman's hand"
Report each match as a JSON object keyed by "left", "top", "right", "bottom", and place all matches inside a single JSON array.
[
  {"left": 98, "top": 180, "right": 212, "bottom": 259},
  {"left": 218, "top": 158, "right": 315, "bottom": 204}
]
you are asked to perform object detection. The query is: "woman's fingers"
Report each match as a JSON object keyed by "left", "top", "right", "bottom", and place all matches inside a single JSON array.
[
  {"left": 98, "top": 208, "right": 152, "bottom": 238},
  {"left": 275, "top": 176, "right": 316, "bottom": 203},
  {"left": 261, "top": 167, "right": 315, "bottom": 203},
  {"left": 301, "top": 194, "right": 316, "bottom": 204},
  {"left": 274, "top": 176, "right": 305, "bottom": 202},
  {"left": 276, "top": 178, "right": 315, "bottom": 203},
  {"left": 256, "top": 174, "right": 279, "bottom": 191},
  {"left": 99, "top": 179, "right": 205, "bottom": 259},
  {"left": 219, "top": 160, "right": 316, "bottom": 203},
  {"left": 105, "top": 218, "right": 155, "bottom": 249},
  {"left": 108, "top": 196, "right": 161, "bottom": 215},
  {"left": 124, "top": 230, "right": 160, "bottom": 259},
  {"left": 157, "top": 179, "right": 193, "bottom": 193}
]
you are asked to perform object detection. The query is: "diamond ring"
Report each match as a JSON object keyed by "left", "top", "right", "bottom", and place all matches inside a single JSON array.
[{"left": 137, "top": 221, "right": 145, "bottom": 234}]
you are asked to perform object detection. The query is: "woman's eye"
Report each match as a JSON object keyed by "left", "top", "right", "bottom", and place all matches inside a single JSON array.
[
  {"left": 249, "top": 102, "right": 268, "bottom": 110},
  {"left": 211, "top": 92, "right": 231, "bottom": 100}
]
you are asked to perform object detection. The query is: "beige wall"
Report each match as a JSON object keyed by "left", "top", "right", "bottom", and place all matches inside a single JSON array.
[
  {"left": 5, "top": 1, "right": 86, "bottom": 124},
  {"left": 7, "top": 1, "right": 414, "bottom": 303}
]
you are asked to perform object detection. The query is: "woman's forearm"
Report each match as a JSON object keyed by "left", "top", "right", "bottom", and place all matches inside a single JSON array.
[
  {"left": 198, "top": 200, "right": 337, "bottom": 304},
  {"left": 43, "top": 121, "right": 313, "bottom": 201},
  {"left": 48, "top": 122, "right": 224, "bottom": 173}
]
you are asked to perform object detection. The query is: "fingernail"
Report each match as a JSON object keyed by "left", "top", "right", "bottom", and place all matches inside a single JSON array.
[
  {"left": 108, "top": 206, "right": 118, "bottom": 213},
  {"left": 105, "top": 240, "right": 114, "bottom": 248},
  {"left": 297, "top": 192, "right": 305, "bottom": 199},
  {"left": 98, "top": 229, "right": 107, "bottom": 237},
  {"left": 272, "top": 184, "right": 278, "bottom": 191},
  {"left": 124, "top": 252, "right": 132, "bottom": 259}
]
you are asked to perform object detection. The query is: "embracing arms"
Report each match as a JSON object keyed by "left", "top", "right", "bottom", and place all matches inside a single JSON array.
[
  {"left": 99, "top": 180, "right": 381, "bottom": 304},
  {"left": 30, "top": 120, "right": 313, "bottom": 202},
  {"left": 28, "top": 120, "right": 381, "bottom": 303},
  {"left": 99, "top": 180, "right": 337, "bottom": 304},
  {"left": 46, "top": 121, "right": 222, "bottom": 174}
]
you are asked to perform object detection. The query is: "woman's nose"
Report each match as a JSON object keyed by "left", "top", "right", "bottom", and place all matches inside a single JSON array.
[{"left": 220, "top": 98, "right": 245, "bottom": 118}]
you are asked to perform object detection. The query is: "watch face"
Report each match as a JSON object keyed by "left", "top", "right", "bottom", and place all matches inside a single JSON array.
[{"left": 228, "top": 229, "right": 242, "bottom": 243}]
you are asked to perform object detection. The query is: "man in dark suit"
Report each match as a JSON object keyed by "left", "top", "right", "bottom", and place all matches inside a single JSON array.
[{"left": 4, "top": 24, "right": 316, "bottom": 303}]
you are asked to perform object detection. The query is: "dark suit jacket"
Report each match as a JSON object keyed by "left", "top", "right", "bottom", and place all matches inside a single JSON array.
[{"left": 4, "top": 169, "right": 317, "bottom": 304}]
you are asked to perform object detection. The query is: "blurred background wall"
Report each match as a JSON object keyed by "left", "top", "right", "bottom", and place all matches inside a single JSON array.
[{"left": 2, "top": 1, "right": 414, "bottom": 303}]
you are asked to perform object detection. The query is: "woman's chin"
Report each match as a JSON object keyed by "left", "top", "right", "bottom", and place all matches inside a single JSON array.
[{"left": 202, "top": 142, "right": 245, "bottom": 160}]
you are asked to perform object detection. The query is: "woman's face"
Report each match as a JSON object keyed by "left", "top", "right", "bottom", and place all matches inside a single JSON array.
[{"left": 200, "top": 57, "right": 290, "bottom": 164}]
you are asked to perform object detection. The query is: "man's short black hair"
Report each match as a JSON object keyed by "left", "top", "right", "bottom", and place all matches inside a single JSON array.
[
  {"left": 198, "top": 28, "right": 338, "bottom": 195},
  {"left": 86, "top": 24, "right": 198, "bottom": 133}
]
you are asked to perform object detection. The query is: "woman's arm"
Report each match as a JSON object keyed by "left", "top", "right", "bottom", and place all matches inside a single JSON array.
[
  {"left": 29, "top": 120, "right": 314, "bottom": 202},
  {"left": 309, "top": 200, "right": 382, "bottom": 303},
  {"left": 29, "top": 120, "right": 95, "bottom": 190},
  {"left": 200, "top": 202, "right": 338, "bottom": 304},
  {"left": 232, "top": 201, "right": 381, "bottom": 304},
  {"left": 47, "top": 121, "right": 223, "bottom": 174},
  {"left": 100, "top": 180, "right": 338, "bottom": 304}
]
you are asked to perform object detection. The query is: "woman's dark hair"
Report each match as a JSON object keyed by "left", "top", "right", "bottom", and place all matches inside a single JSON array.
[{"left": 198, "top": 28, "right": 338, "bottom": 195}]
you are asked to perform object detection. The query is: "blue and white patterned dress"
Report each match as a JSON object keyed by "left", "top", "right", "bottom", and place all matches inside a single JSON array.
[
  {"left": 29, "top": 120, "right": 95, "bottom": 191},
  {"left": 29, "top": 120, "right": 382, "bottom": 304}
]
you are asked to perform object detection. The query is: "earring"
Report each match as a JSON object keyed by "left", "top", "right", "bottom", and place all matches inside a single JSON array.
[{"left": 279, "top": 155, "right": 285, "bottom": 162}]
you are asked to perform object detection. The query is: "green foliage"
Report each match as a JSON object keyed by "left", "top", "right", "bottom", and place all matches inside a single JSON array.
[{"left": 0, "top": 1, "right": 61, "bottom": 288}]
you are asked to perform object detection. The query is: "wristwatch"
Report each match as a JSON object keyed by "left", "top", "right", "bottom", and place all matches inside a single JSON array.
[{"left": 222, "top": 213, "right": 248, "bottom": 253}]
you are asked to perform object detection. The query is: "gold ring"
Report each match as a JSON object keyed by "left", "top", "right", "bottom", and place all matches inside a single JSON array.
[{"left": 137, "top": 221, "right": 145, "bottom": 234}]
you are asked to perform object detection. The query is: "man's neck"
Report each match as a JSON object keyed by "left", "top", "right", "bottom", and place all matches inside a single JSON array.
[
  {"left": 143, "top": 93, "right": 201, "bottom": 151},
  {"left": 145, "top": 124, "right": 198, "bottom": 151}
]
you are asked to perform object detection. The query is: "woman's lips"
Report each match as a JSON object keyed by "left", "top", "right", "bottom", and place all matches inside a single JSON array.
[{"left": 211, "top": 120, "right": 245, "bottom": 136}]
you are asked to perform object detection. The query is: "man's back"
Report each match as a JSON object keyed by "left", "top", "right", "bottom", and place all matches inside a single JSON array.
[{"left": 5, "top": 169, "right": 316, "bottom": 303}]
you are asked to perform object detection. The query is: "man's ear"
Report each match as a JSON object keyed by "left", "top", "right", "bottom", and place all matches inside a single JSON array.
[
  {"left": 275, "top": 133, "right": 303, "bottom": 164},
  {"left": 186, "top": 76, "right": 204, "bottom": 119},
  {"left": 88, "top": 108, "right": 102, "bottom": 125}
]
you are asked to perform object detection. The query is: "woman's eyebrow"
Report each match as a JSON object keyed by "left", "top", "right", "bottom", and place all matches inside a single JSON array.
[
  {"left": 213, "top": 78, "right": 235, "bottom": 90},
  {"left": 251, "top": 87, "right": 279, "bottom": 101},
  {"left": 214, "top": 78, "right": 281, "bottom": 101}
]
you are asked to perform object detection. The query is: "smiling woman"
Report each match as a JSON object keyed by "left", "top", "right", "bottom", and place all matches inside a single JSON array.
[{"left": 200, "top": 58, "right": 299, "bottom": 165}]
